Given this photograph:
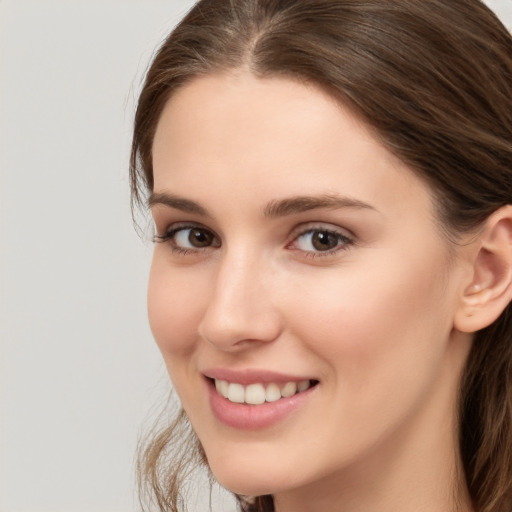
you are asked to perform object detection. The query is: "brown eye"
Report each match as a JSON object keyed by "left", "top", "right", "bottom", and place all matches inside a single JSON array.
[
  {"left": 160, "top": 226, "right": 219, "bottom": 250},
  {"left": 188, "top": 228, "right": 214, "bottom": 248},
  {"left": 292, "top": 228, "right": 353, "bottom": 255},
  {"left": 311, "top": 231, "right": 340, "bottom": 251}
]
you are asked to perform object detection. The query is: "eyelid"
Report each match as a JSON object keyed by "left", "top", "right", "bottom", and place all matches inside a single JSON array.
[
  {"left": 153, "top": 222, "right": 220, "bottom": 251},
  {"left": 153, "top": 220, "right": 355, "bottom": 259},
  {"left": 154, "top": 221, "right": 211, "bottom": 239},
  {"left": 288, "top": 221, "right": 355, "bottom": 241},
  {"left": 286, "top": 223, "right": 355, "bottom": 257}
]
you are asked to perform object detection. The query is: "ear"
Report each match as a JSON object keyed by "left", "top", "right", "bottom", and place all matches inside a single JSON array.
[{"left": 454, "top": 205, "right": 512, "bottom": 333}]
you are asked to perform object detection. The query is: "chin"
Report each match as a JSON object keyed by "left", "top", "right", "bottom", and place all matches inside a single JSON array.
[
  {"left": 211, "top": 467, "right": 274, "bottom": 496},
  {"left": 207, "top": 457, "right": 289, "bottom": 497}
]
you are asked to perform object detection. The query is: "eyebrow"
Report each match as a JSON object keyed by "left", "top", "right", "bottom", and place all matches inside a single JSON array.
[
  {"left": 148, "top": 192, "right": 377, "bottom": 218},
  {"left": 263, "top": 194, "right": 377, "bottom": 218},
  {"left": 148, "top": 192, "right": 211, "bottom": 217}
]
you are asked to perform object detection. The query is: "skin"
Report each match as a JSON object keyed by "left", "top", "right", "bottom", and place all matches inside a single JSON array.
[{"left": 148, "top": 71, "right": 476, "bottom": 512}]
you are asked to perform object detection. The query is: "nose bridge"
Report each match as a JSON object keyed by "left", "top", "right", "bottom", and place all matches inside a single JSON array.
[{"left": 198, "top": 244, "right": 280, "bottom": 349}]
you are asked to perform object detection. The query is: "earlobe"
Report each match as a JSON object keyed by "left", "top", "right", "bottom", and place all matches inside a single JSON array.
[{"left": 454, "top": 206, "right": 512, "bottom": 333}]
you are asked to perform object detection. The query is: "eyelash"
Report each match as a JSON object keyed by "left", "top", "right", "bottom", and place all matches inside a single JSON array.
[
  {"left": 153, "top": 223, "right": 355, "bottom": 258},
  {"left": 153, "top": 223, "right": 219, "bottom": 256},
  {"left": 287, "top": 227, "right": 354, "bottom": 259}
]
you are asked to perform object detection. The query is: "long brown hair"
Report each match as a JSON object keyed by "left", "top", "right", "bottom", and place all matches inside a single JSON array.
[{"left": 131, "top": 1, "right": 512, "bottom": 511}]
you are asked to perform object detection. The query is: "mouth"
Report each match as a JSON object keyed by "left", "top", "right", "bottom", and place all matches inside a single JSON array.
[
  {"left": 210, "top": 378, "right": 318, "bottom": 405},
  {"left": 204, "top": 372, "right": 319, "bottom": 429}
]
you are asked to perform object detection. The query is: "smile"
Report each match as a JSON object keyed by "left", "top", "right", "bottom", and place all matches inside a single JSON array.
[
  {"left": 214, "top": 379, "right": 314, "bottom": 405},
  {"left": 204, "top": 369, "right": 319, "bottom": 428}
]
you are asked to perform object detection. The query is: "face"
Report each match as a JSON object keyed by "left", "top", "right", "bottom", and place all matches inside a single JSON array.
[{"left": 149, "top": 72, "right": 472, "bottom": 502}]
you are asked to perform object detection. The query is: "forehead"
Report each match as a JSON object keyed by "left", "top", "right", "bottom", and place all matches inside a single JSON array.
[
  {"left": 151, "top": 71, "right": 435, "bottom": 224},
  {"left": 154, "top": 71, "right": 370, "bottom": 157}
]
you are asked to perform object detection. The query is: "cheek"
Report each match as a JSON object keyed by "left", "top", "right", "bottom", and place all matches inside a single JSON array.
[
  {"left": 274, "top": 249, "right": 457, "bottom": 462},
  {"left": 285, "top": 248, "right": 454, "bottom": 388},
  {"left": 147, "top": 255, "right": 207, "bottom": 359}
]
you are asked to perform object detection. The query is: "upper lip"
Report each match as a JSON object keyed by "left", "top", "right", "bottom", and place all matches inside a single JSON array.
[{"left": 202, "top": 368, "right": 316, "bottom": 386}]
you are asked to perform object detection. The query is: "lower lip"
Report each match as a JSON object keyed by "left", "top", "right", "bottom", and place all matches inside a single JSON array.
[{"left": 206, "top": 379, "right": 316, "bottom": 430}]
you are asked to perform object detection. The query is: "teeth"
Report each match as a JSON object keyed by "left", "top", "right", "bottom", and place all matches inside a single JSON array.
[
  {"left": 214, "top": 379, "right": 313, "bottom": 404},
  {"left": 280, "top": 382, "right": 297, "bottom": 397},
  {"left": 227, "top": 382, "right": 245, "bottom": 403},
  {"left": 245, "top": 383, "right": 266, "bottom": 405},
  {"left": 265, "top": 383, "right": 281, "bottom": 402},
  {"left": 215, "top": 379, "right": 229, "bottom": 398},
  {"left": 297, "top": 380, "right": 310, "bottom": 392}
]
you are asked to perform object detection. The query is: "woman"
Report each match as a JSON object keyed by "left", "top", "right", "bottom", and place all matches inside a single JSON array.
[{"left": 130, "top": 1, "right": 512, "bottom": 511}]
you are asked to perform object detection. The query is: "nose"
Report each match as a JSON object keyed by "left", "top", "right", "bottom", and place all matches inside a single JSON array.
[{"left": 197, "top": 249, "right": 282, "bottom": 351}]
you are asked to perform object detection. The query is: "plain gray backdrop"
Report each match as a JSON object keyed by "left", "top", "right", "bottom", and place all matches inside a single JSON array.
[{"left": 1, "top": 1, "right": 511, "bottom": 511}]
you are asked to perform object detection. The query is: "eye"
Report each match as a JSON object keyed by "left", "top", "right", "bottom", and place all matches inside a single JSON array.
[
  {"left": 154, "top": 224, "right": 220, "bottom": 253},
  {"left": 174, "top": 227, "right": 215, "bottom": 248},
  {"left": 290, "top": 227, "right": 354, "bottom": 255}
]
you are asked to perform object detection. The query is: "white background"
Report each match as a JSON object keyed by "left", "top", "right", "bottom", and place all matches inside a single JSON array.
[{"left": 1, "top": 1, "right": 511, "bottom": 511}]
